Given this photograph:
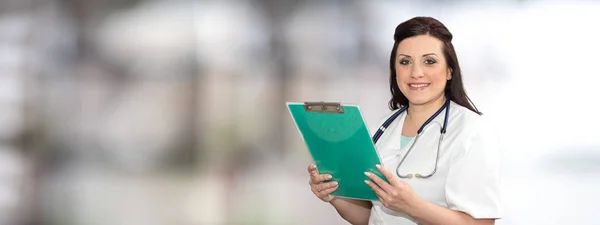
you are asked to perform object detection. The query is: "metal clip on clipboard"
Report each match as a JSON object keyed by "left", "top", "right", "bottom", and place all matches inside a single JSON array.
[{"left": 304, "top": 101, "right": 345, "bottom": 114}]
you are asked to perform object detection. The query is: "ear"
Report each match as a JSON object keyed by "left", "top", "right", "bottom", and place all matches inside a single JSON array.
[{"left": 447, "top": 68, "right": 453, "bottom": 80}]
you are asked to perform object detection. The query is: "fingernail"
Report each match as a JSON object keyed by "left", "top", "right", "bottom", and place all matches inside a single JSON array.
[
  {"left": 364, "top": 180, "right": 369, "bottom": 184},
  {"left": 364, "top": 172, "right": 370, "bottom": 176},
  {"left": 333, "top": 181, "right": 338, "bottom": 186},
  {"left": 376, "top": 164, "right": 381, "bottom": 168},
  {"left": 327, "top": 175, "right": 332, "bottom": 179}
]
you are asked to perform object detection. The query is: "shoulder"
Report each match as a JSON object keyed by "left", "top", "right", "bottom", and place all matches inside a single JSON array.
[
  {"left": 447, "top": 101, "right": 498, "bottom": 156},
  {"left": 448, "top": 101, "right": 490, "bottom": 136}
]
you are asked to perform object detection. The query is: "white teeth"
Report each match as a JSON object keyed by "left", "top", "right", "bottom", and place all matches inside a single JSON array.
[{"left": 409, "top": 83, "right": 430, "bottom": 88}]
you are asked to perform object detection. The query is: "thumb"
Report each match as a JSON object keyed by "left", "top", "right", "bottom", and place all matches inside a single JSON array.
[{"left": 308, "top": 164, "right": 320, "bottom": 176}]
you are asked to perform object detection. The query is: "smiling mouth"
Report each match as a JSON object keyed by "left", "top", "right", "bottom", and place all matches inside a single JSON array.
[{"left": 409, "top": 83, "right": 430, "bottom": 88}]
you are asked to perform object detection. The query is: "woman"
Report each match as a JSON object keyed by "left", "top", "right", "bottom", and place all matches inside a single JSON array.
[{"left": 307, "top": 16, "right": 503, "bottom": 225}]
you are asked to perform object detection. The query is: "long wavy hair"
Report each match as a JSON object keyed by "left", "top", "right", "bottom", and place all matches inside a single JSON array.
[{"left": 388, "top": 16, "right": 481, "bottom": 115}]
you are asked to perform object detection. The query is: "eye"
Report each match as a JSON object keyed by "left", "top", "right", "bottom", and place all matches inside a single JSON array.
[
  {"left": 399, "top": 59, "right": 411, "bottom": 65},
  {"left": 424, "top": 58, "right": 437, "bottom": 64}
]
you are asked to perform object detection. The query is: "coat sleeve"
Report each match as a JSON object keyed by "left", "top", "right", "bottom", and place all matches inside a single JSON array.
[{"left": 444, "top": 120, "right": 504, "bottom": 219}]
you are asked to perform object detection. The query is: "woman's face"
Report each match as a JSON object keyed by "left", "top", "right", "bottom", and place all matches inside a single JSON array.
[{"left": 395, "top": 34, "right": 452, "bottom": 106}]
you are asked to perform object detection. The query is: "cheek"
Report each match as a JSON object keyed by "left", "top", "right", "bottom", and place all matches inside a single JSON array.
[
  {"left": 395, "top": 67, "right": 409, "bottom": 83},
  {"left": 427, "top": 68, "right": 448, "bottom": 84}
]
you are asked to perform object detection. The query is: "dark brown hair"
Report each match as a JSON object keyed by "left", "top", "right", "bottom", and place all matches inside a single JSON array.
[{"left": 388, "top": 16, "right": 481, "bottom": 115}]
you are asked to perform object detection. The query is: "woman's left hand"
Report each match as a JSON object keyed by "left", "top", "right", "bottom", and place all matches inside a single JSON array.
[{"left": 364, "top": 164, "right": 421, "bottom": 214}]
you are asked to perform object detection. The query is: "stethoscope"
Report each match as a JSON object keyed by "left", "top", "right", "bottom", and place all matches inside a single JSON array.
[{"left": 372, "top": 97, "right": 450, "bottom": 179}]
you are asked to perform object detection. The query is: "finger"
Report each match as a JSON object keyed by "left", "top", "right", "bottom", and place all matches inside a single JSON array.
[
  {"left": 317, "top": 182, "right": 339, "bottom": 198},
  {"left": 312, "top": 181, "right": 336, "bottom": 196},
  {"left": 364, "top": 179, "right": 388, "bottom": 199},
  {"left": 308, "top": 164, "right": 318, "bottom": 184},
  {"left": 365, "top": 171, "right": 393, "bottom": 193},
  {"left": 316, "top": 181, "right": 338, "bottom": 193},
  {"left": 376, "top": 164, "right": 402, "bottom": 187},
  {"left": 308, "top": 164, "right": 325, "bottom": 183},
  {"left": 312, "top": 174, "right": 332, "bottom": 184},
  {"left": 308, "top": 164, "right": 319, "bottom": 175}
]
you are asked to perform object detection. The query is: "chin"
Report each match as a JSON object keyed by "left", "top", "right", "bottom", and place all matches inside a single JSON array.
[
  {"left": 407, "top": 99, "right": 430, "bottom": 106},
  {"left": 405, "top": 94, "right": 440, "bottom": 106}
]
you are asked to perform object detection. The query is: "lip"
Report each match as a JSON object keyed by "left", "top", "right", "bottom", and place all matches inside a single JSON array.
[{"left": 407, "top": 82, "right": 431, "bottom": 91}]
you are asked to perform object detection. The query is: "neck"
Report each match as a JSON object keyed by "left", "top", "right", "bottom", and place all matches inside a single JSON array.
[{"left": 406, "top": 94, "right": 447, "bottom": 126}]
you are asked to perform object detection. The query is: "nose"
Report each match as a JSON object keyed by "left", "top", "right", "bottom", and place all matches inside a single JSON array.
[{"left": 410, "top": 63, "right": 424, "bottom": 79}]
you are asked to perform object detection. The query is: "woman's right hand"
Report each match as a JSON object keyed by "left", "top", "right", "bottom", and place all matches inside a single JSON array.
[{"left": 308, "top": 164, "right": 339, "bottom": 202}]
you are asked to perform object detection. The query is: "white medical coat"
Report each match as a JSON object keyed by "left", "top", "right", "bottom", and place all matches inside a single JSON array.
[{"left": 368, "top": 101, "right": 503, "bottom": 225}]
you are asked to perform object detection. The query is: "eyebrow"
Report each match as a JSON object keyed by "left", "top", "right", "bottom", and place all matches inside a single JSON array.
[{"left": 398, "top": 53, "right": 438, "bottom": 58}]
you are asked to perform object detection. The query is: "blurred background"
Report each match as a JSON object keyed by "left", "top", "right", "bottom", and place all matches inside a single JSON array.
[{"left": 1, "top": 0, "right": 600, "bottom": 224}]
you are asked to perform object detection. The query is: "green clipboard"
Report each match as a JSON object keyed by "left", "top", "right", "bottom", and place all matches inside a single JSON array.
[{"left": 287, "top": 101, "right": 388, "bottom": 201}]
